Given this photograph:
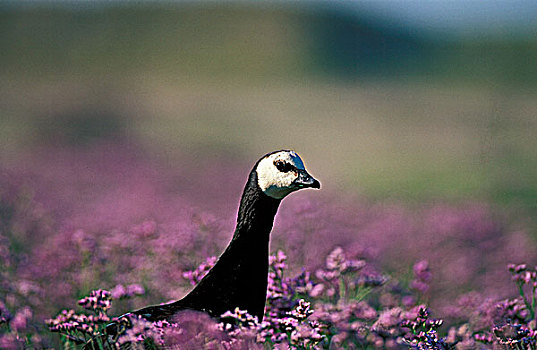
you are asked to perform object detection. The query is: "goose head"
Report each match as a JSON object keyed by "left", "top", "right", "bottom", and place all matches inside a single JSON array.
[{"left": 256, "top": 150, "right": 320, "bottom": 199}]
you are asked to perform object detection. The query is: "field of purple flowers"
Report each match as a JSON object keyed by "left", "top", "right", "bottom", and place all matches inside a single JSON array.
[{"left": 1, "top": 142, "right": 537, "bottom": 349}]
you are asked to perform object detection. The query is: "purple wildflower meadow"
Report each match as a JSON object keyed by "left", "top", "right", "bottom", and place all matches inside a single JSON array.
[{"left": 1, "top": 143, "right": 536, "bottom": 348}]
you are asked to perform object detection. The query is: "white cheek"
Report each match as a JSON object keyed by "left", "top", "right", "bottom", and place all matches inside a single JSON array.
[{"left": 256, "top": 158, "right": 298, "bottom": 199}]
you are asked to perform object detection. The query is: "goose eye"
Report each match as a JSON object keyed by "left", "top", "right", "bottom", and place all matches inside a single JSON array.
[{"left": 274, "top": 160, "right": 293, "bottom": 173}]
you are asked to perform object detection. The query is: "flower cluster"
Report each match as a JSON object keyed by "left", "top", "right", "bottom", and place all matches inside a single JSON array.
[
  {"left": 260, "top": 299, "right": 324, "bottom": 348},
  {"left": 43, "top": 246, "right": 537, "bottom": 350},
  {"left": 219, "top": 300, "right": 324, "bottom": 349},
  {"left": 182, "top": 256, "right": 218, "bottom": 286},
  {"left": 401, "top": 307, "right": 448, "bottom": 350},
  {"left": 47, "top": 296, "right": 114, "bottom": 345},
  {"left": 221, "top": 307, "right": 260, "bottom": 330},
  {"left": 231, "top": 251, "right": 325, "bottom": 348},
  {"left": 493, "top": 322, "right": 537, "bottom": 349},
  {"left": 438, "top": 263, "right": 537, "bottom": 349},
  {"left": 78, "top": 289, "right": 112, "bottom": 313},
  {"left": 110, "top": 283, "right": 146, "bottom": 300},
  {"left": 2, "top": 144, "right": 537, "bottom": 348},
  {"left": 311, "top": 246, "right": 380, "bottom": 303},
  {"left": 410, "top": 260, "right": 432, "bottom": 296},
  {"left": 116, "top": 315, "right": 161, "bottom": 347},
  {"left": 509, "top": 263, "right": 537, "bottom": 320},
  {"left": 47, "top": 309, "right": 109, "bottom": 341}
]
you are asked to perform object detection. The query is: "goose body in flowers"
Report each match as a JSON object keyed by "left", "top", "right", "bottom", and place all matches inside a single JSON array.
[
  {"left": 89, "top": 150, "right": 319, "bottom": 346},
  {"left": 129, "top": 150, "right": 320, "bottom": 321}
]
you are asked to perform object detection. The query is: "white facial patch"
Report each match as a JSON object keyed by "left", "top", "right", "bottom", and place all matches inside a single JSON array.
[{"left": 256, "top": 151, "right": 306, "bottom": 199}]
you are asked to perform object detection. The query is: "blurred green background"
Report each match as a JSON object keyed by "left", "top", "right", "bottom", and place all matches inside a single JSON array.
[{"left": 1, "top": 1, "right": 536, "bottom": 217}]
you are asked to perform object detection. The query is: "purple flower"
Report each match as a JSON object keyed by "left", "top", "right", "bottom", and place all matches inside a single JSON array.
[
  {"left": 288, "top": 299, "right": 313, "bottom": 321},
  {"left": 411, "top": 280, "right": 430, "bottom": 294},
  {"left": 110, "top": 284, "right": 127, "bottom": 299},
  {"left": 78, "top": 289, "right": 112, "bottom": 312},
  {"left": 182, "top": 256, "right": 217, "bottom": 286},
  {"left": 413, "top": 260, "right": 432, "bottom": 283},
  {"left": 326, "top": 246, "right": 346, "bottom": 271},
  {"left": 11, "top": 307, "right": 32, "bottom": 332},
  {"left": 111, "top": 283, "right": 145, "bottom": 299},
  {"left": 126, "top": 284, "right": 145, "bottom": 296}
]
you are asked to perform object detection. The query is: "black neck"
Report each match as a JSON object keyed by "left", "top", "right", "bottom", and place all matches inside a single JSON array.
[
  {"left": 234, "top": 174, "right": 280, "bottom": 240},
  {"left": 177, "top": 169, "right": 281, "bottom": 320}
]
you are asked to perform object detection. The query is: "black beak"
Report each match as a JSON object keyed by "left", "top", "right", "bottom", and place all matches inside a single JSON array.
[{"left": 293, "top": 169, "right": 321, "bottom": 189}]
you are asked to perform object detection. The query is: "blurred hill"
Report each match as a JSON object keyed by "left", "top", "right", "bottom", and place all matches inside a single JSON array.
[{"left": 1, "top": 2, "right": 536, "bottom": 84}]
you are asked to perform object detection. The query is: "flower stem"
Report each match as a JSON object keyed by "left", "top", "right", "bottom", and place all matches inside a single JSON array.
[{"left": 530, "top": 285, "right": 536, "bottom": 320}]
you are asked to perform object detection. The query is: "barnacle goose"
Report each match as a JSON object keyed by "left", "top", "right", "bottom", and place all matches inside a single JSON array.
[{"left": 90, "top": 150, "right": 319, "bottom": 345}]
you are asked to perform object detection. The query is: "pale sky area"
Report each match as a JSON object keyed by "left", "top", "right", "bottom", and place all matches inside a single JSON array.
[{"left": 354, "top": 0, "right": 537, "bottom": 38}]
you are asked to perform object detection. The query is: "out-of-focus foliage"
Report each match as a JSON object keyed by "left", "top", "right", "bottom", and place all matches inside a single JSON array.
[{"left": 1, "top": 2, "right": 537, "bottom": 214}]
